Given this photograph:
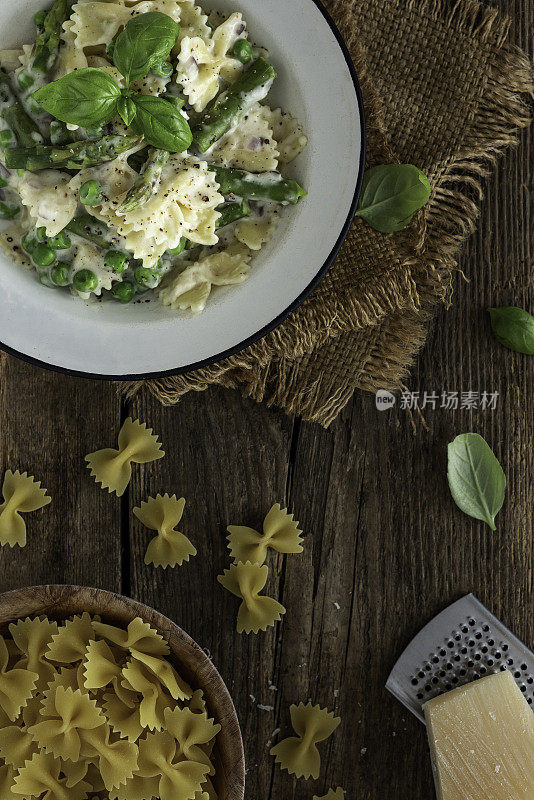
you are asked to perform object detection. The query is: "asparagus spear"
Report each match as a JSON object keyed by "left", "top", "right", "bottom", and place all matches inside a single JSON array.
[
  {"left": 209, "top": 165, "right": 306, "bottom": 205},
  {"left": 65, "top": 214, "right": 111, "bottom": 249},
  {"left": 4, "top": 134, "right": 142, "bottom": 171},
  {"left": 0, "top": 71, "right": 15, "bottom": 105},
  {"left": 18, "top": 0, "right": 71, "bottom": 90},
  {"left": 216, "top": 199, "right": 251, "bottom": 228},
  {"left": 118, "top": 148, "right": 169, "bottom": 213},
  {"left": 2, "top": 103, "right": 44, "bottom": 148},
  {"left": 192, "top": 58, "right": 276, "bottom": 153}
]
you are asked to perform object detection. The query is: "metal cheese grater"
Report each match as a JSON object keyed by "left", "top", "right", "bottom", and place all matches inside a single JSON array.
[{"left": 386, "top": 594, "right": 534, "bottom": 723}]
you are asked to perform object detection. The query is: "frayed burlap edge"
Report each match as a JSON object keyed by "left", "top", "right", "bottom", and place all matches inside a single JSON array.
[{"left": 123, "top": 0, "right": 533, "bottom": 425}]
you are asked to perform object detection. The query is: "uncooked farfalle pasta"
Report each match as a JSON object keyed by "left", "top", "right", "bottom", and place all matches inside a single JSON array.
[
  {"left": 0, "top": 470, "right": 51, "bottom": 548},
  {"left": 133, "top": 494, "right": 197, "bottom": 568},
  {"left": 313, "top": 789, "right": 345, "bottom": 800},
  {"left": 217, "top": 561, "right": 286, "bottom": 634},
  {"left": 226, "top": 503, "right": 303, "bottom": 565},
  {"left": 270, "top": 702, "right": 341, "bottom": 780},
  {"left": 0, "top": 612, "right": 221, "bottom": 799},
  {"left": 86, "top": 417, "right": 164, "bottom": 497}
]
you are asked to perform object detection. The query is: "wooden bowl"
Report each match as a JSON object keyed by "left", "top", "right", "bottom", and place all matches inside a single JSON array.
[{"left": 0, "top": 584, "right": 245, "bottom": 800}]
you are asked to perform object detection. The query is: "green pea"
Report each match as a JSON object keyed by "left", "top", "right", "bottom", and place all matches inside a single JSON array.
[
  {"left": 48, "top": 232, "right": 72, "bottom": 250},
  {"left": 33, "top": 10, "right": 46, "bottom": 28},
  {"left": 73, "top": 269, "right": 98, "bottom": 292},
  {"left": 21, "top": 232, "right": 38, "bottom": 253},
  {"left": 38, "top": 270, "right": 54, "bottom": 288},
  {"left": 36, "top": 227, "right": 48, "bottom": 242},
  {"left": 111, "top": 280, "right": 135, "bottom": 303},
  {"left": 80, "top": 180, "right": 103, "bottom": 207},
  {"left": 151, "top": 61, "right": 173, "bottom": 78},
  {"left": 232, "top": 39, "right": 253, "bottom": 64},
  {"left": 0, "top": 201, "right": 19, "bottom": 220},
  {"left": 50, "top": 263, "right": 71, "bottom": 286},
  {"left": 166, "top": 238, "right": 186, "bottom": 257},
  {"left": 17, "top": 169, "right": 25, "bottom": 178},
  {"left": 17, "top": 70, "right": 35, "bottom": 91},
  {"left": 0, "top": 130, "right": 14, "bottom": 147},
  {"left": 104, "top": 249, "right": 129, "bottom": 273},
  {"left": 134, "top": 266, "right": 161, "bottom": 290},
  {"left": 32, "top": 243, "right": 56, "bottom": 267}
]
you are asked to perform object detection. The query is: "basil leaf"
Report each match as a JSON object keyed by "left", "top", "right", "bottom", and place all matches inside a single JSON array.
[
  {"left": 488, "top": 306, "right": 534, "bottom": 355},
  {"left": 118, "top": 96, "right": 137, "bottom": 127},
  {"left": 33, "top": 68, "right": 121, "bottom": 128},
  {"left": 447, "top": 433, "right": 506, "bottom": 530},
  {"left": 355, "top": 164, "right": 431, "bottom": 233},
  {"left": 131, "top": 94, "right": 192, "bottom": 152},
  {"left": 113, "top": 12, "right": 180, "bottom": 85}
]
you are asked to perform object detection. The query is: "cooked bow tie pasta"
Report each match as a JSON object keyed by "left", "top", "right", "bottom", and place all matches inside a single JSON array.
[{"left": 0, "top": 0, "right": 308, "bottom": 312}]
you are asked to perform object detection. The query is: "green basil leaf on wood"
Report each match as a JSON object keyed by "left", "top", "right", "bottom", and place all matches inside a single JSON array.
[
  {"left": 118, "top": 96, "right": 137, "bottom": 127},
  {"left": 113, "top": 12, "right": 180, "bottom": 85},
  {"left": 447, "top": 433, "right": 506, "bottom": 531},
  {"left": 488, "top": 306, "right": 534, "bottom": 355},
  {"left": 33, "top": 68, "right": 121, "bottom": 128},
  {"left": 131, "top": 94, "right": 192, "bottom": 152},
  {"left": 355, "top": 164, "right": 431, "bottom": 233}
]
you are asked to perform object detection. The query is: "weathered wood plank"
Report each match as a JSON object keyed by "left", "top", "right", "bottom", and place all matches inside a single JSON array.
[{"left": 0, "top": 355, "right": 122, "bottom": 592}]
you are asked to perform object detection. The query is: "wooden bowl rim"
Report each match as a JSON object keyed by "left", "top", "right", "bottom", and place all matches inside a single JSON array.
[{"left": 0, "top": 583, "right": 245, "bottom": 800}]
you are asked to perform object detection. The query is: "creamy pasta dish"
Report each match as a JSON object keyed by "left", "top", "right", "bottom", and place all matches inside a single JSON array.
[{"left": 0, "top": 0, "right": 307, "bottom": 312}]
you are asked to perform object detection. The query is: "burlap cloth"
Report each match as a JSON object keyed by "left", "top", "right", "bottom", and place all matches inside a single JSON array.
[{"left": 125, "top": 0, "right": 533, "bottom": 426}]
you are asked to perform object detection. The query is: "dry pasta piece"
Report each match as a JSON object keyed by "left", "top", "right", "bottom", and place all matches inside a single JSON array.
[
  {"left": 0, "top": 636, "right": 38, "bottom": 721},
  {"left": 46, "top": 613, "right": 95, "bottom": 663},
  {"left": 133, "top": 494, "right": 197, "bottom": 569},
  {"left": 130, "top": 648, "right": 192, "bottom": 700},
  {"left": 12, "top": 751, "right": 91, "bottom": 800},
  {"left": 79, "top": 723, "right": 139, "bottom": 791},
  {"left": 46, "top": 665, "right": 87, "bottom": 696},
  {"left": 0, "top": 764, "right": 16, "bottom": 797},
  {"left": 108, "top": 773, "right": 161, "bottom": 800},
  {"left": 270, "top": 703, "right": 341, "bottom": 779},
  {"left": 92, "top": 617, "right": 169, "bottom": 657},
  {"left": 9, "top": 617, "right": 58, "bottom": 689},
  {"left": 102, "top": 689, "right": 144, "bottom": 742},
  {"left": 121, "top": 659, "right": 178, "bottom": 730},
  {"left": 83, "top": 640, "right": 122, "bottom": 690},
  {"left": 164, "top": 706, "right": 220, "bottom": 772},
  {"left": 313, "top": 789, "right": 345, "bottom": 800},
  {"left": 0, "top": 470, "right": 51, "bottom": 548},
  {"left": 85, "top": 418, "right": 164, "bottom": 497},
  {"left": 217, "top": 561, "right": 286, "bottom": 634},
  {"left": 188, "top": 688, "right": 208, "bottom": 715},
  {"left": 227, "top": 503, "right": 303, "bottom": 565},
  {"left": 29, "top": 686, "right": 106, "bottom": 761},
  {"left": 137, "top": 729, "right": 210, "bottom": 800},
  {"left": 0, "top": 724, "right": 37, "bottom": 766}
]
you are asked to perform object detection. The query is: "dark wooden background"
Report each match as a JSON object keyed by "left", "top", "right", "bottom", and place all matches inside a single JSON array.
[{"left": 0, "top": 2, "right": 532, "bottom": 798}]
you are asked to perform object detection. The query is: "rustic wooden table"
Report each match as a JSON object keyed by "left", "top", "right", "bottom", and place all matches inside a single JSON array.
[{"left": 0, "top": 2, "right": 531, "bottom": 798}]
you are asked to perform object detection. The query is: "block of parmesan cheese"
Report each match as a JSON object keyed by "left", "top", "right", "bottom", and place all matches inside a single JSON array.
[{"left": 424, "top": 669, "right": 534, "bottom": 800}]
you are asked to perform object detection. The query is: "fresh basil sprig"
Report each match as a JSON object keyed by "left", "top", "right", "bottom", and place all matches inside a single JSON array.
[
  {"left": 32, "top": 12, "right": 190, "bottom": 153},
  {"left": 112, "top": 11, "right": 180, "bottom": 85},
  {"left": 33, "top": 68, "right": 122, "bottom": 128},
  {"left": 355, "top": 164, "right": 431, "bottom": 233},
  {"left": 488, "top": 306, "right": 534, "bottom": 355},
  {"left": 447, "top": 433, "right": 506, "bottom": 530}
]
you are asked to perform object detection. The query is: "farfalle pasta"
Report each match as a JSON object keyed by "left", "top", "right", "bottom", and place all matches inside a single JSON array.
[
  {"left": 227, "top": 503, "right": 303, "bottom": 565},
  {"left": 313, "top": 788, "right": 345, "bottom": 800},
  {"left": 133, "top": 494, "right": 197, "bottom": 568},
  {"left": 85, "top": 417, "right": 164, "bottom": 497},
  {"left": 270, "top": 703, "right": 341, "bottom": 779},
  {"left": 0, "top": 613, "right": 222, "bottom": 799},
  {"left": 0, "top": 471, "right": 51, "bottom": 549},
  {"left": 217, "top": 561, "right": 286, "bottom": 634}
]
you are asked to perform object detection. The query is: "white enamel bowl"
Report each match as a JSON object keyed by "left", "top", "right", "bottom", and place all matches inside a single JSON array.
[{"left": 0, "top": 0, "right": 365, "bottom": 378}]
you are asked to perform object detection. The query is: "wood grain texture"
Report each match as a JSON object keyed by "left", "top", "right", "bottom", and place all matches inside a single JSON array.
[{"left": 0, "top": 1, "right": 531, "bottom": 798}]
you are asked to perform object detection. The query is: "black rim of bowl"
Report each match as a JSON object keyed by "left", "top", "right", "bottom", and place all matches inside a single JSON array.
[{"left": 0, "top": 0, "right": 366, "bottom": 381}]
